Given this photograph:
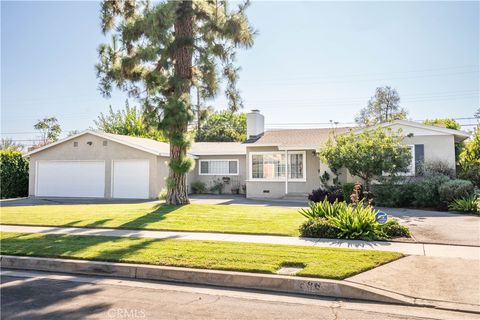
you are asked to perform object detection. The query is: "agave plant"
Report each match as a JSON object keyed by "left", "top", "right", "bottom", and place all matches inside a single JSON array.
[{"left": 448, "top": 195, "right": 480, "bottom": 214}]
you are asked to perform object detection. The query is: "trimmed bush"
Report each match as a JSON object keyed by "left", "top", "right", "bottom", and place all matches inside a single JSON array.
[
  {"left": 420, "top": 160, "right": 455, "bottom": 178},
  {"left": 0, "top": 150, "right": 29, "bottom": 199},
  {"left": 308, "top": 187, "right": 344, "bottom": 203},
  {"left": 379, "top": 219, "right": 411, "bottom": 238},
  {"left": 190, "top": 181, "right": 207, "bottom": 194},
  {"left": 413, "top": 175, "right": 450, "bottom": 208},
  {"left": 299, "top": 218, "right": 340, "bottom": 238},
  {"left": 373, "top": 183, "right": 416, "bottom": 207},
  {"left": 438, "top": 179, "right": 474, "bottom": 203}
]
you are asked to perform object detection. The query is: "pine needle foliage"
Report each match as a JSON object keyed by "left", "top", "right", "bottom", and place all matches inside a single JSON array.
[{"left": 96, "top": 0, "right": 255, "bottom": 204}]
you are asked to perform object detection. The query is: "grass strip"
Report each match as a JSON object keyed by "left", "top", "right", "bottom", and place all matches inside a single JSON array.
[
  {"left": 0, "top": 232, "right": 402, "bottom": 279},
  {"left": 0, "top": 203, "right": 305, "bottom": 236}
]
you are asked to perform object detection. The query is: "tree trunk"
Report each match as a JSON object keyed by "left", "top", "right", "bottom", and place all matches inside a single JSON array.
[
  {"left": 167, "top": 142, "right": 190, "bottom": 205},
  {"left": 166, "top": 0, "right": 193, "bottom": 205}
]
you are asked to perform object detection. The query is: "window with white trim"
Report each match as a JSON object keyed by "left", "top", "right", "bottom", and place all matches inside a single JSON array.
[
  {"left": 250, "top": 151, "right": 305, "bottom": 181},
  {"left": 289, "top": 153, "right": 304, "bottom": 179},
  {"left": 199, "top": 160, "right": 239, "bottom": 175},
  {"left": 404, "top": 145, "right": 415, "bottom": 176}
]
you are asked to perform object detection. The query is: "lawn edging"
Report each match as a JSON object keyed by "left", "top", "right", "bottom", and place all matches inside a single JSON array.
[{"left": 1, "top": 255, "right": 418, "bottom": 306}]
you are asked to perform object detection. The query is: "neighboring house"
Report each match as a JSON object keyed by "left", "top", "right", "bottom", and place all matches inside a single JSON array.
[{"left": 25, "top": 110, "right": 470, "bottom": 199}]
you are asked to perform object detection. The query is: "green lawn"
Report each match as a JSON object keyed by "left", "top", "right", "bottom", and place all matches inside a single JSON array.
[
  {"left": 0, "top": 203, "right": 305, "bottom": 236},
  {"left": 0, "top": 232, "right": 402, "bottom": 279}
]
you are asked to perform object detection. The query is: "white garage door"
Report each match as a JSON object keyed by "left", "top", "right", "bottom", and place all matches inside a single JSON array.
[
  {"left": 112, "top": 160, "right": 150, "bottom": 199},
  {"left": 36, "top": 161, "right": 105, "bottom": 198}
]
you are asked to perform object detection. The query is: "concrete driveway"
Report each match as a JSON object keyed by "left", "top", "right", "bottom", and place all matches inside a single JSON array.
[
  {"left": 379, "top": 207, "right": 480, "bottom": 247},
  {"left": 189, "top": 196, "right": 480, "bottom": 246}
]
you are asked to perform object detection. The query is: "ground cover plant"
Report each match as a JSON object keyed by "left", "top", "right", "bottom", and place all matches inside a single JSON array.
[
  {"left": 0, "top": 232, "right": 403, "bottom": 280},
  {"left": 299, "top": 197, "right": 410, "bottom": 240},
  {"left": 448, "top": 195, "right": 479, "bottom": 214}
]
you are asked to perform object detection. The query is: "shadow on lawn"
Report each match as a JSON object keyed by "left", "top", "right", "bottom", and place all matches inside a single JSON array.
[
  {"left": 118, "top": 204, "right": 184, "bottom": 230},
  {"left": 1, "top": 233, "right": 159, "bottom": 264}
]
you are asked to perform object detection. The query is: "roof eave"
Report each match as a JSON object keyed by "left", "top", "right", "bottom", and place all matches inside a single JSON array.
[{"left": 25, "top": 130, "right": 164, "bottom": 157}]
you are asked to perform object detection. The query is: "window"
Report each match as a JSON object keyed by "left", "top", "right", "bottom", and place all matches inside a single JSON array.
[
  {"left": 199, "top": 160, "right": 239, "bottom": 175},
  {"left": 250, "top": 151, "right": 305, "bottom": 181},
  {"left": 73, "top": 142, "right": 78, "bottom": 147},
  {"left": 289, "top": 153, "right": 304, "bottom": 179},
  {"left": 404, "top": 145, "right": 415, "bottom": 176},
  {"left": 252, "top": 153, "right": 286, "bottom": 180}
]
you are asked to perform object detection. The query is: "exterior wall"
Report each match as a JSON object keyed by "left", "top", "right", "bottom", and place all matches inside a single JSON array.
[
  {"left": 188, "top": 155, "right": 247, "bottom": 194},
  {"left": 245, "top": 146, "right": 321, "bottom": 199},
  {"left": 341, "top": 134, "right": 457, "bottom": 184},
  {"left": 29, "top": 133, "right": 163, "bottom": 199},
  {"left": 402, "top": 135, "right": 456, "bottom": 170},
  {"left": 156, "top": 156, "right": 170, "bottom": 195}
]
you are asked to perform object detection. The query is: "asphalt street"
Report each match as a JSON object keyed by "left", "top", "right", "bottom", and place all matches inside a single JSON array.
[{"left": 1, "top": 270, "right": 476, "bottom": 320}]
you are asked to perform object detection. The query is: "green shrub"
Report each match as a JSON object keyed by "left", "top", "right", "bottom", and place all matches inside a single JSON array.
[
  {"left": 341, "top": 183, "right": 356, "bottom": 203},
  {"left": 157, "top": 188, "right": 168, "bottom": 200},
  {"left": 373, "top": 183, "right": 416, "bottom": 207},
  {"left": 308, "top": 186, "right": 344, "bottom": 203},
  {"left": 327, "top": 203, "right": 383, "bottom": 240},
  {"left": 458, "top": 163, "right": 480, "bottom": 188},
  {"left": 438, "top": 179, "right": 474, "bottom": 203},
  {"left": 413, "top": 175, "right": 450, "bottom": 208},
  {"left": 420, "top": 160, "right": 455, "bottom": 178},
  {"left": 298, "top": 199, "right": 411, "bottom": 240},
  {"left": 448, "top": 195, "right": 479, "bottom": 214},
  {"left": 379, "top": 219, "right": 411, "bottom": 238},
  {"left": 299, "top": 218, "right": 340, "bottom": 238},
  {"left": 299, "top": 199, "right": 349, "bottom": 220},
  {"left": 0, "top": 150, "right": 29, "bottom": 199},
  {"left": 190, "top": 181, "right": 206, "bottom": 194}
]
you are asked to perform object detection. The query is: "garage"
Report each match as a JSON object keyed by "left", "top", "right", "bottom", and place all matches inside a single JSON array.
[
  {"left": 112, "top": 160, "right": 150, "bottom": 199},
  {"left": 36, "top": 161, "right": 105, "bottom": 198}
]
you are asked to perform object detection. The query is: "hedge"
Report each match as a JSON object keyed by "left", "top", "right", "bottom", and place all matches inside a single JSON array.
[{"left": 0, "top": 150, "right": 29, "bottom": 199}]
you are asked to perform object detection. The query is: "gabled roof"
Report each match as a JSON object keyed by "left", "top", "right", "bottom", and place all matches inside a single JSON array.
[
  {"left": 25, "top": 130, "right": 246, "bottom": 157},
  {"left": 25, "top": 130, "right": 171, "bottom": 157},
  {"left": 245, "top": 127, "right": 351, "bottom": 150},
  {"left": 245, "top": 119, "right": 471, "bottom": 150},
  {"left": 355, "top": 120, "right": 471, "bottom": 142}
]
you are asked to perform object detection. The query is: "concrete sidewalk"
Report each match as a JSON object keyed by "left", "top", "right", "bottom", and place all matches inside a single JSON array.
[
  {"left": 347, "top": 256, "right": 480, "bottom": 311},
  {"left": 2, "top": 224, "right": 479, "bottom": 260}
]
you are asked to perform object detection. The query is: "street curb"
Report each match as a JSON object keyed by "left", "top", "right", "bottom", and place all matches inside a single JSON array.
[{"left": 1, "top": 255, "right": 421, "bottom": 306}]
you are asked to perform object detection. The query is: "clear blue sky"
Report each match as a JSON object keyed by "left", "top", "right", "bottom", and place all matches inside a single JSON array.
[{"left": 1, "top": 1, "right": 479, "bottom": 145}]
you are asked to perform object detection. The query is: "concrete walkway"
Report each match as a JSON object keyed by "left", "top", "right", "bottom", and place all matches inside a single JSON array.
[{"left": 2, "top": 224, "right": 479, "bottom": 260}]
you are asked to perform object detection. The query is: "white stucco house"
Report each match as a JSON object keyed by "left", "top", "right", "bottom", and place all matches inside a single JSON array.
[{"left": 25, "top": 110, "right": 470, "bottom": 199}]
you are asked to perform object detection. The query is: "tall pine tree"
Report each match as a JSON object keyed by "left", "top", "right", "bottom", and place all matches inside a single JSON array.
[{"left": 96, "top": 0, "right": 254, "bottom": 204}]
